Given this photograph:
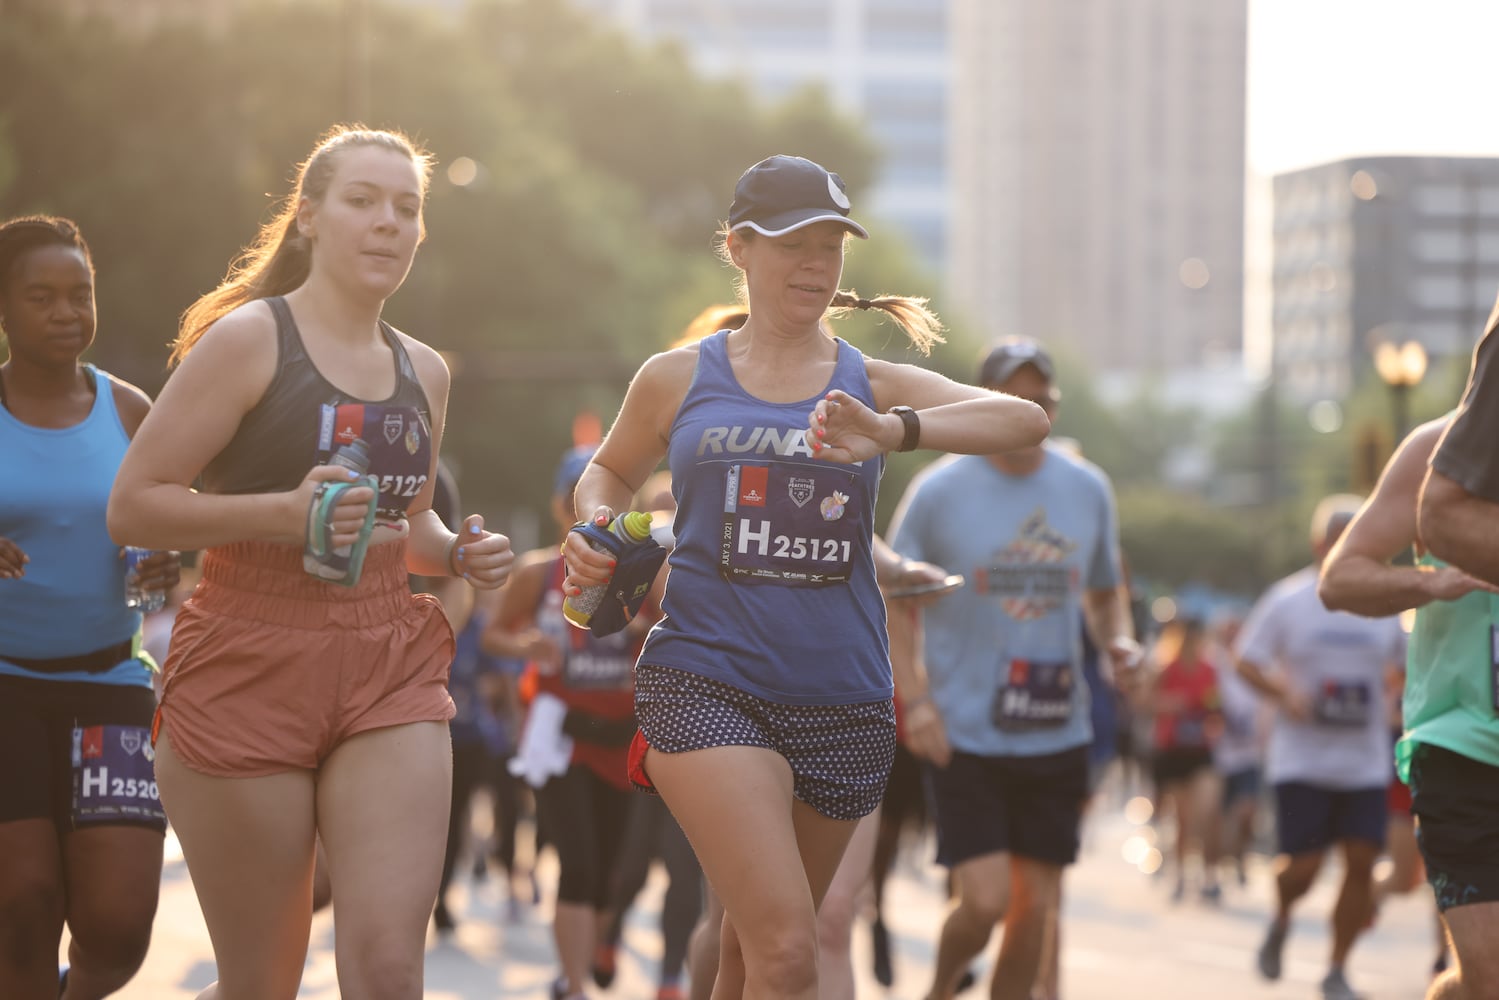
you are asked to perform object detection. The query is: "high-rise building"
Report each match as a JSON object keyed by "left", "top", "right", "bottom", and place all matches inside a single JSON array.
[
  {"left": 1272, "top": 155, "right": 1499, "bottom": 402},
  {"left": 578, "top": 0, "right": 950, "bottom": 276},
  {"left": 948, "top": 0, "right": 1246, "bottom": 375}
]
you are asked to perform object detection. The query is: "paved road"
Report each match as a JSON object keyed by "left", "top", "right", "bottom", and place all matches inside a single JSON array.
[{"left": 83, "top": 794, "right": 1441, "bottom": 999}]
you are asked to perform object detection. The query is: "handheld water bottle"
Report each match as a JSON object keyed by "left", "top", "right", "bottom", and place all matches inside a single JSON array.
[
  {"left": 562, "top": 511, "right": 654, "bottom": 630},
  {"left": 302, "top": 438, "right": 379, "bottom": 586}
]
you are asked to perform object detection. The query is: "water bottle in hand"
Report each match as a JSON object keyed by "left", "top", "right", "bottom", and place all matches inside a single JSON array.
[
  {"left": 563, "top": 511, "right": 654, "bottom": 629},
  {"left": 124, "top": 547, "right": 166, "bottom": 613},
  {"left": 303, "top": 438, "right": 379, "bottom": 586}
]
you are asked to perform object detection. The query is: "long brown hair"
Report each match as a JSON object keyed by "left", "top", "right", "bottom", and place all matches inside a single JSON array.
[
  {"left": 171, "top": 125, "right": 433, "bottom": 366},
  {"left": 716, "top": 226, "right": 945, "bottom": 356}
]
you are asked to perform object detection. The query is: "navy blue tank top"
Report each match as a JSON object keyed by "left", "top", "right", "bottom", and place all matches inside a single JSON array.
[
  {"left": 200, "top": 297, "right": 433, "bottom": 521},
  {"left": 640, "top": 330, "right": 891, "bottom": 705}
]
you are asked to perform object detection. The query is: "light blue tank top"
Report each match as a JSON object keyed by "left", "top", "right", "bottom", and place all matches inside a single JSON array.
[
  {"left": 640, "top": 330, "right": 890, "bottom": 705},
  {"left": 0, "top": 365, "right": 150, "bottom": 687}
]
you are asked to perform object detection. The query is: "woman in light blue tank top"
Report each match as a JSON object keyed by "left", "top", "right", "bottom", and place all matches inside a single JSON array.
[
  {"left": 562, "top": 155, "right": 1051, "bottom": 1000},
  {"left": 0, "top": 216, "right": 179, "bottom": 996}
]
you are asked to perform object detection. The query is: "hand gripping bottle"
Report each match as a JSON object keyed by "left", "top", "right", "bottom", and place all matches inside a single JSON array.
[
  {"left": 562, "top": 510, "right": 654, "bottom": 630},
  {"left": 302, "top": 438, "right": 380, "bottom": 587}
]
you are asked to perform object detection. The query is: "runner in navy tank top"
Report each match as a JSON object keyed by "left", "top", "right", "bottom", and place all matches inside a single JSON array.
[
  {"left": 562, "top": 154, "right": 1051, "bottom": 1000},
  {"left": 0, "top": 216, "right": 179, "bottom": 998}
]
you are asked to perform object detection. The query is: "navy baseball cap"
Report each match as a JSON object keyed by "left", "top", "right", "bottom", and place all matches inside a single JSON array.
[
  {"left": 977, "top": 337, "right": 1057, "bottom": 389},
  {"left": 728, "top": 155, "right": 869, "bottom": 239},
  {"left": 553, "top": 445, "right": 597, "bottom": 498}
]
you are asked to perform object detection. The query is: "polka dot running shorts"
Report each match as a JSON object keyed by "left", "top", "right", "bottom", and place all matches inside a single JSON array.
[{"left": 633, "top": 663, "right": 896, "bottom": 821}]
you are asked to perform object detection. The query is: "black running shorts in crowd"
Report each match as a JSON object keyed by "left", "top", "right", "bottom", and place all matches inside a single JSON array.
[
  {"left": 1152, "top": 747, "right": 1215, "bottom": 788},
  {"left": 534, "top": 763, "right": 633, "bottom": 908},
  {"left": 926, "top": 746, "right": 1090, "bottom": 868},
  {"left": 0, "top": 674, "right": 167, "bottom": 833},
  {"left": 1410, "top": 742, "right": 1499, "bottom": 912}
]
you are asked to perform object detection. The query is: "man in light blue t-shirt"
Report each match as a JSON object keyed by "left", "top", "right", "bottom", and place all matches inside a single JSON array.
[{"left": 888, "top": 338, "right": 1140, "bottom": 1000}]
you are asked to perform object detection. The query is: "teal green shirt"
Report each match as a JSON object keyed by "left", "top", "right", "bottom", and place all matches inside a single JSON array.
[{"left": 1396, "top": 553, "right": 1499, "bottom": 781}]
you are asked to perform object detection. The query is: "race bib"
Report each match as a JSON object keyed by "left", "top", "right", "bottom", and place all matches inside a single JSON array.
[
  {"left": 1313, "top": 680, "right": 1372, "bottom": 728},
  {"left": 71, "top": 724, "right": 166, "bottom": 826},
  {"left": 316, "top": 403, "right": 431, "bottom": 517},
  {"left": 718, "top": 463, "right": 862, "bottom": 586},
  {"left": 991, "top": 658, "right": 1074, "bottom": 732}
]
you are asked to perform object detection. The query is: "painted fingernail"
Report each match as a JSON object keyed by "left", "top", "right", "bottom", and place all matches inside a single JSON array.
[
  {"left": 817, "top": 413, "right": 825, "bottom": 423},
  {"left": 469, "top": 524, "right": 481, "bottom": 534},
  {"left": 608, "top": 560, "right": 616, "bottom": 569},
  {"left": 456, "top": 548, "right": 465, "bottom": 561},
  {"left": 816, "top": 428, "right": 825, "bottom": 438},
  {"left": 346, "top": 469, "right": 359, "bottom": 479}
]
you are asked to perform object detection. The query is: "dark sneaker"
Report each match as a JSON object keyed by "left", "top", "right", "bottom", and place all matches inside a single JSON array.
[
  {"left": 592, "top": 942, "right": 617, "bottom": 989},
  {"left": 1320, "top": 967, "right": 1363, "bottom": 1000},
  {"left": 1256, "top": 920, "right": 1288, "bottom": 981},
  {"left": 1200, "top": 883, "right": 1222, "bottom": 905},
  {"left": 956, "top": 966, "right": 978, "bottom": 993},
  {"left": 871, "top": 916, "right": 893, "bottom": 987}
]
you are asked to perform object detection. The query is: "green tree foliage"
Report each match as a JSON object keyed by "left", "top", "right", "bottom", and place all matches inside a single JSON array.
[{"left": 0, "top": 0, "right": 935, "bottom": 528}]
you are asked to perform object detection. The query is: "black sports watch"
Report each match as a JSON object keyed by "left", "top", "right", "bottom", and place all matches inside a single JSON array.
[{"left": 888, "top": 405, "right": 920, "bottom": 452}]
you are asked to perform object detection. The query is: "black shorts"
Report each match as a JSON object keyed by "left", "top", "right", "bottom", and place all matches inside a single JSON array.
[
  {"left": 926, "top": 746, "right": 1089, "bottom": 868},
  {"left": 1410, "top": 742, "right": 1499, "bottom": 912},
  {"left": 0, "top": 673, "right": 167, "bottom": 833},
  {"left": 633, "top": 664, "right": 896, "bottom": 822},
  {"left": 880, "top": 741, "right": 928, "bottom": 835},
  {"left": 1152, "top": 747, "right": 1214, "bottom": 788},
  {"left": 1273, "top": 781, "right": 1386, "bottom": 856}
]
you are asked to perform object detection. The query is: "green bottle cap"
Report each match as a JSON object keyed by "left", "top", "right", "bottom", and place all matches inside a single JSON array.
[{"left": 618, "top": 510, "right": 654, "bottom": 541}]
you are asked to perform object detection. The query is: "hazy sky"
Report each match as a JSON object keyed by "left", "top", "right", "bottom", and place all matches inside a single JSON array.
[{"left": 1248, "top": 0, "right": 1499, "bottom": 176}]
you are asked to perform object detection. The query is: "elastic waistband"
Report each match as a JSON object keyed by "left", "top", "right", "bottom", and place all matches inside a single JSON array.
[{"left": 191, "top": 540, "right": 419, "bottom": 629}]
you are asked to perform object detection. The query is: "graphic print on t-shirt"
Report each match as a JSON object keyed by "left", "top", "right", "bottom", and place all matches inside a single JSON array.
[
  {"left": 972, "top": 508, "right": 1084, "bottom": 730},
  {"left": 973, "top": 508, "right": 1079, "bottom": 621}
]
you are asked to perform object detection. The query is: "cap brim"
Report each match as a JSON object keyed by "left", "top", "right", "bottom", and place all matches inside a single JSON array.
[
  {"left": 732, "top": 213, "right": 869, "bottom": 240},
  {"left": 980, "top": 358, "right": 1057, "bottom": 388}
]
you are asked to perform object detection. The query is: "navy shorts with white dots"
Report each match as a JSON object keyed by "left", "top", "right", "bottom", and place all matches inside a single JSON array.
[{"left": 634, "top": 663, "right": 897, "bottom": 821}]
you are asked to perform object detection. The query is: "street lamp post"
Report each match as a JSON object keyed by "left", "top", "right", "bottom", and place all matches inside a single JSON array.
[{"left": 1373, "top": 339, "right": 1428, "bottom": 442}]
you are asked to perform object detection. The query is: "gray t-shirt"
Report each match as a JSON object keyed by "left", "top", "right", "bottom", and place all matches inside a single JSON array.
[
  {"left": 888, "top": 446, "right": 1121, "bottom": 757},
  {"left": 1234, "top": 567, "right": 1406, "bottom": 789}
]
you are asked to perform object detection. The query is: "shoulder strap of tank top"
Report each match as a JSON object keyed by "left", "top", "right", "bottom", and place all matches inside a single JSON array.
[
  {"left": 380, "top": 320, "right": 420, "bottom": 382},
  {"left": 696, "top": 328, "right": 732, "bottom": 378},
  {"left": 832, "top": 336, "right": 874, "bottom": 401},
  {"left": 262, "top": 296, "right": 304, "bottom": 366}
]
